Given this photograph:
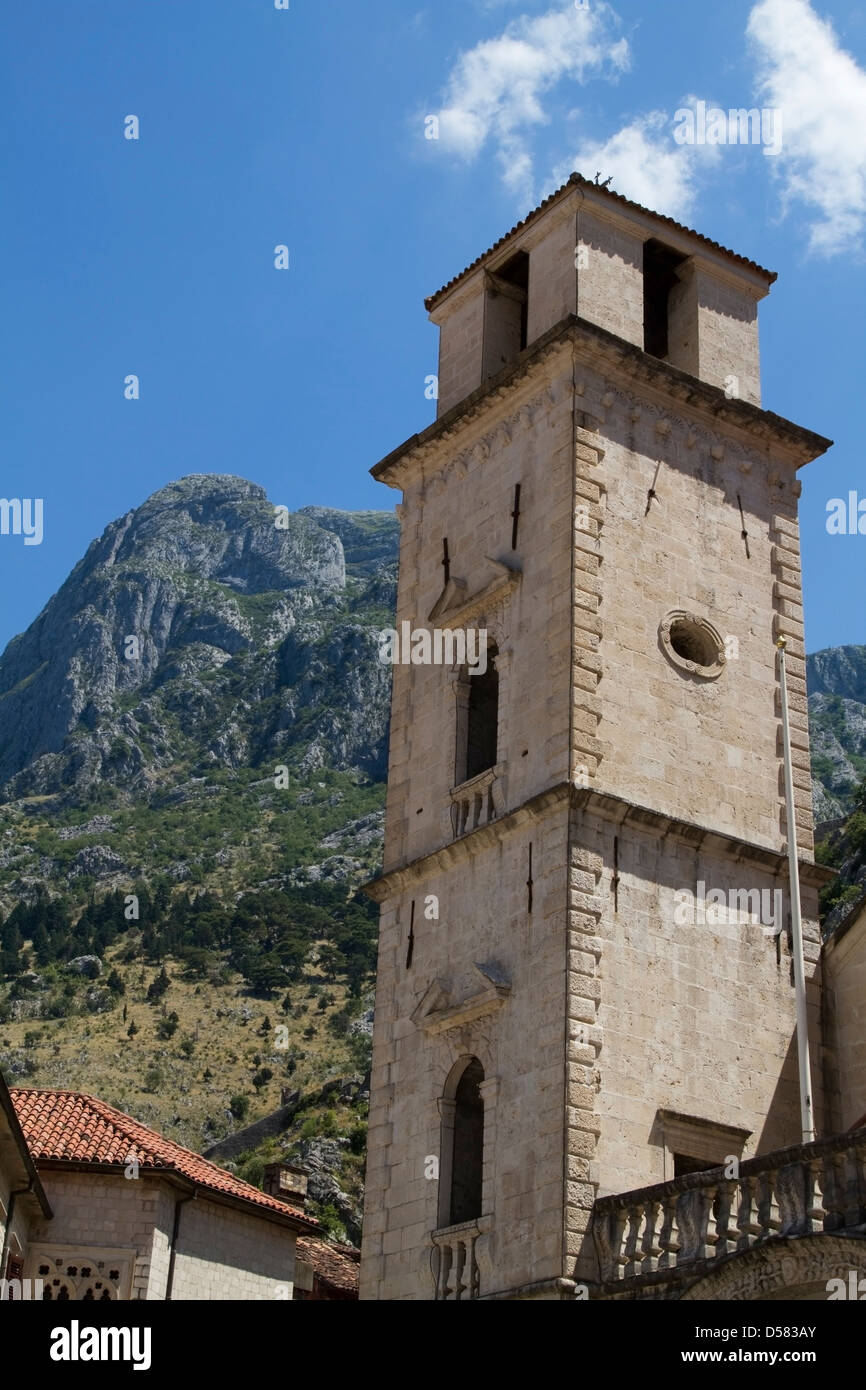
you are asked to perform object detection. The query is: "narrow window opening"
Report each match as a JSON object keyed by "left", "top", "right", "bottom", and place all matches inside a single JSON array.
[
  {"left": 643, "top": 239, "right": 687, "bottom": 360},
  {"left": 448, "top": 1058, "right": 485, "bottom": 1225},
  {"left": 463, "top": 644, "right": 499, "bottom": 782},
  {"left": 482, "top": 251, "right": 529, "bottom": 379}
]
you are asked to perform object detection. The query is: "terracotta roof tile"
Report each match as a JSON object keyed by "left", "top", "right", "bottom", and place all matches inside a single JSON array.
[
  {"left": 425, "top": 171, "right": 776, "bottom": 311},
  {"left": 11, "top": 1087, "right": 318, "bottom": 1229},
  {"left": 296, "top": 1236, "right": 359, "bottom": 1295}
]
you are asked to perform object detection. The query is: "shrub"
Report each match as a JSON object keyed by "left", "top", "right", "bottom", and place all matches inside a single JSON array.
[
  {"left": 327, "top": 1010, "right": 350, "bottom": 1038},
  {"left": 348, "top": 1122, "right": 367, "bottom": 1155},
  {"left": 229, "top": 1094, "right": 249, "bottom": 1122},
  {"left": 146, "top": 967, "right": 171, "bottom": 1003}
]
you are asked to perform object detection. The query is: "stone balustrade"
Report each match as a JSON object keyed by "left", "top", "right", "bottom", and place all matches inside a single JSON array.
[
  {"left": 431, "top": 1219, "right": 486, "bottom": 1299},
  {"left": 450, "top": 768, "right": 498, "bottom": 838},
  {"left": 592, "top": 1127, "right": 866, "bottom": 1287}
]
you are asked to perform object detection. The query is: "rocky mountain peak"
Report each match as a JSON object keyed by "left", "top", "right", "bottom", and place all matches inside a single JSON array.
[{"left": 0, "top": 476, "right": 398, "bottom": 800}]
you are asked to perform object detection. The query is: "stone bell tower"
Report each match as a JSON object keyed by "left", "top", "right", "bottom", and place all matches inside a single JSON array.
[{"left": 359, "top": 173, "right": 832, "bottom": 1301}]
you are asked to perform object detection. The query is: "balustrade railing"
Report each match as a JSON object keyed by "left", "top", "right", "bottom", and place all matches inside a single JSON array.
[
  {"left": 450, "top": 768, "right": 497, "bottom": 838},
  {"left": 593, "top": 1127, "right": 866, "bottom": 1284},
  {"left": 431, "top": 1221, "right": 484, "bottom": 1300}
]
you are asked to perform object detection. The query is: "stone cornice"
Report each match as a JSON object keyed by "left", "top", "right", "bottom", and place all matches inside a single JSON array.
[
  {"left": 571, "top": 787, "right": 835, "bottom": 887},
  {"left": 361, "top": 782, "right": 835, "bottom": 900},
  {"left": 363, "top": 783, "right": 571, "bottom": 901},
  {"left": 370, "top": 315, "right": 832, "bottom": 489}
]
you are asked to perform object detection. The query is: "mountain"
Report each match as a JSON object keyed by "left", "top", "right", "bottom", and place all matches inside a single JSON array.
[
  {"left": 0, "top": 475, "right": 397, "bottom": 803},
  {"left": 806, "top": 645, "right": 866, "bottom": 932},
  {"left": 806, "top": 645, "right": 866, "bottom": 824},
  {"left": 0, "top": 475, "right": 399, "bottom": 1238},
  {"left": 0, "top": 475, "right": 399, "bottom": 909},
  {"left": 0, "top": 482, "right": 861, "bottom": 1233}
]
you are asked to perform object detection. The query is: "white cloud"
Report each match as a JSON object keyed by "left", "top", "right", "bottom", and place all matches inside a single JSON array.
[
  {"left": 747, "top": 0, "right": 866, "bottom": 255},
  {"left": 554, "top": 110, "right": 705, "bottom": 221},
  {"left": 435, "top": 1, "right": 630, "bottom": 202}
]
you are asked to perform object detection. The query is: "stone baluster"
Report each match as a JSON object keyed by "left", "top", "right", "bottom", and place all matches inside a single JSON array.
[
  {"left": 608, "top": 1207, "right": 628, "bottom": 1280},
  {"left": 452, "top": 1238, "right": 467, "bottom": 1300},
  {"left": 736, "top": 1176, "right": 762, "bottom": 1250},
  {"left": 591, "top": 1212, "right": 614, "bottom": 1282},
  {"left": 712, "top": 1181, "right": 739, "bottom": 1258},
  {"left": 676, "top": 1187, "right": 711, "bottom": 1263},
  {"left": 641, "top": 1200, "right": 663, "bottom": 1275},
  {"left": 658, "top": 1194, "right": 681, "bottom": 1271},
  {"left": 759, "top": 1169, "right": 782, "bottom": 1239},
  {"left": 701, "top": 1179, "right": 722, "bottom": 1259},
  {"left": 623, "top": 1205, "right": 643, "bottom": 1279},
  {"left": 436, "top": 1241, "right": 453, "bottom": 1300},
  {"left": 775, "top": 1161, "right": 806, "bottom": 1236},
  {"left": 824, "top": 1154, "right": 847, "bottom": 1232},
  {"left": 467, "top": 1236, "right": 480, "bottom": 1298},
  {"left": 804, "top": 1157, "right": 827, "bottom": 1234}
]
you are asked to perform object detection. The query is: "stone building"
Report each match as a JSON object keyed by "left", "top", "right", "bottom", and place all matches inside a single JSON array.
[
  {"left": 360, "top": 172, "right": 866, "bottom": 1300},
  {"left": 0, "top": 1076, "right": 319, "bottom": 1299}
]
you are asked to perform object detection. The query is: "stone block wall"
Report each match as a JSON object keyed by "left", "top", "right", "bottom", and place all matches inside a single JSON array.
[
  {"left": 25, "top": 1170, "right": 298, "bottom": 1300},
  {"left": 569, "top": 348, "right": 813, "bottom": 856},
  {"left": 823, "top": 909, "right": 866, "bottom": 1132},
  {"left": 382, "top": 346, "right": 576, "bottom": 874},
  {"left": 361, "top": 796, "right": 570, "bottom": 1300},
  {"left": 170, "top": 1197, "right": 296, "bottom": 1300},
  {"left": 566, "top": 806, "right": 823, "bottom": 1243}
]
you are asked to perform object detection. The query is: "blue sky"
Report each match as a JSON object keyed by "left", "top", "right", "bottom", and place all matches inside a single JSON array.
[{"left": 1, "top": 0, "right": 864, "bottom": 655}]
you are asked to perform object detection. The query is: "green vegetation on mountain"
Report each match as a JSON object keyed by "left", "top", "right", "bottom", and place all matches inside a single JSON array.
[{"left": 0, "top": 475, "right": 398, "bottom": 1241}]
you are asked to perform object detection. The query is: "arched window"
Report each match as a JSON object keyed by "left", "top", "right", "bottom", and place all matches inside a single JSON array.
[
  {"left": 446, "top": 1058, "right": 485, "bottom": 1226},
  {"left": 456, "top": 646, "right": 499, "bottom": 785}
]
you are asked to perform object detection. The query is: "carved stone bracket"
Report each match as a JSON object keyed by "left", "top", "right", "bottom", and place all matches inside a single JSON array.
[
  {"left": 411, "top": 962, "right": 512, "bottom": 1035},
  {"left": 428, "top": 557, "right": 522, "bottom": 627}
]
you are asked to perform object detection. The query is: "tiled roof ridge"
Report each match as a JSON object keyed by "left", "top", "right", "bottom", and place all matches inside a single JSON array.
[
  {"left": 11, "top": 1086, "right": 317, "bottom": 1227},
  {"left": 424, "top": 171, "right": 776, "bottom": 311},
  {"left": 296, "top": 1234, "right": 360, "bottom": 1293}
]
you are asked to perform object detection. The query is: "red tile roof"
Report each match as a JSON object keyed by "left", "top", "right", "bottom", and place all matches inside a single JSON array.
[
  {"left": 425, "top": 171, "right": 776, "bottom": 311},
  {"left": 296, "top": 1237, "right": 359, "bottom": 1296},
  {"left": 11, "top": 1087, "right": 318, "bottom": 1230}
]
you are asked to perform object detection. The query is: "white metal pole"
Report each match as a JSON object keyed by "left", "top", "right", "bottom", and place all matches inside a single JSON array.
[{"left": 777, "top": 637, "right": 816, "bottom": 1144}]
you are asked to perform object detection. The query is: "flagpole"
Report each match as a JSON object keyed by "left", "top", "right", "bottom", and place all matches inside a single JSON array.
[{"left": 777, "top": 637, "right": 816, "bottom": 1144}]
